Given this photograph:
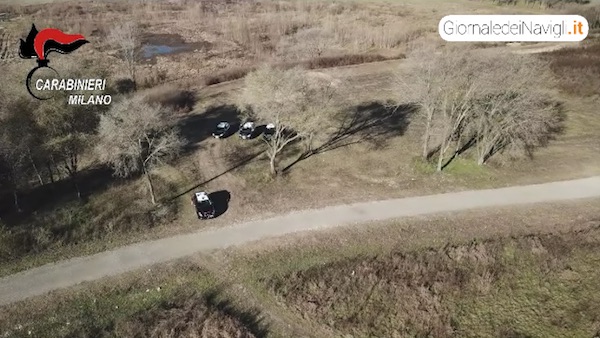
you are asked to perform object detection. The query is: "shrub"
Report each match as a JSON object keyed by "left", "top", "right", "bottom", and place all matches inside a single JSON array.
[
  {"left": 303, "top": 54, "right": 393, "bottom": 69},
  {"left": 144, "top": 85, "right": 197, "bottom": 113},
  {"left": 204, "top": 67, "right": 256, "bottom": 86}
]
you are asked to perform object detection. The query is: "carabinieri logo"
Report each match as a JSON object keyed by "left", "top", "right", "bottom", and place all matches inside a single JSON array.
[{"left": 19, "top": 24, "right": 111, "bottom": 105}]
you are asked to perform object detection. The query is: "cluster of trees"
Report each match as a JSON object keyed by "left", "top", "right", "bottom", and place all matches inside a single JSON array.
[
  {"left": 237, "top": 49, "right": 561, "bottom": 176},
  {"left": 0, "top": 77, "right": 184, "bottom": 213},
  {"left": 1, "top": 36, "right": 564, "bottom": 214},
  {"left": 397, "top": 46, "right": 562, "bottom": 171},
  {"left": 0, "top": 79, "right": 100, "bottom": 212},
  {"left": 0, "top": 21, "right": 181, "bottom": 215}
]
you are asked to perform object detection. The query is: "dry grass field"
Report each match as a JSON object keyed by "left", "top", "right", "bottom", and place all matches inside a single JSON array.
[
  {"left": 0, "top": 0, "right": 599, "bottom": 276},
  {"left": 1, "top": 0, "right": 599, "bottom": 335},
  {"left": 2, "top": 199, "right": 599, "bottom": 337}
]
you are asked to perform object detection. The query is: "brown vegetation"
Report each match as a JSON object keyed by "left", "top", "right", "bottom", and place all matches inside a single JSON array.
[
  {"left": 0, "top": 0, "right": 598, "bottom": 282},
  {"left": 117, "top": 292, "right": 265, "bottom": 338},
  {"left": 0, "top": 263, "right": 268, "bottom": 338},
  {"left": 544, "top": 40, "right": 600, "bottom": 97},
  {"left": 0, "top": 0, "right": 429, "bottom": 85},
  {"left": 204, "top": 53, "right": 401, "bottom": 86},
  {"left": 265, "top": 225, "right": 600, "bottom": 337}
]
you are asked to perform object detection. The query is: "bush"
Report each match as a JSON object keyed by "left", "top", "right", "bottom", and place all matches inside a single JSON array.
[
  {"left": 144, "top": 85, "right": 197, "bottom": 113},
  {"left": 581, "top": 5, "right": 600, "bottom": 31},
  {"left": 204, "top": 67, "right": 256, "bottom": 86},
  {"left": 303, "top": 54, "right": 389, "bottom": 69}
]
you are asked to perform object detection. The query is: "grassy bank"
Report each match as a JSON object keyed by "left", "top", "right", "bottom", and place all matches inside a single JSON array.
[
  {"left": 0, "top": 262, "right": 269, "bottom": 338},
  {"left": 220, "top": 200, "right": 600, "bottom": 338},
  {"left": 263, "top": 228, "right": 600, "bottom": 337}
]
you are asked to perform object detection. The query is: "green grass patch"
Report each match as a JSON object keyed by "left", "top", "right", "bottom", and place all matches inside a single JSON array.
[{"left": 443, "top": 157, "right": 489, "bottom": 176}]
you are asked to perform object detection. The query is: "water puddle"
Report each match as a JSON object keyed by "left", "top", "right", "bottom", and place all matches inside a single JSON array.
[
  {"left": 141, "top": 44, "right": 188, "bottom": 58},
  {"left": 140, "top": 34, "right": 210, "bottom": 62}
]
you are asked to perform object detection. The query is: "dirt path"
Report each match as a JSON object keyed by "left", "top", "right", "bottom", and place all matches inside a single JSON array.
[{"left": 0, "top": 176, "right": 599, "bottom": 306}]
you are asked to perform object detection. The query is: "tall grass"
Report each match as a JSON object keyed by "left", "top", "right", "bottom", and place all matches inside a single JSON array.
[
  {"left": 544, "top": 39, "right": 600, "bottom": 97},
  {"left": 265, "top": 226, "right": 600, "bottom": 337}
]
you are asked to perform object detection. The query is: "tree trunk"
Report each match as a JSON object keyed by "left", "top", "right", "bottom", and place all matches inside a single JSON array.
[
  {"left": 144, "top": 167, "right": 157, "bottom": 205},
  {"left": 269, "top": 155, "right": 277, "bottom": 176},
  {"left": 306, "top": 133, "right": 314, "bottom": 155},
  {"left": 28, "top": 151, "right": 44, "bottom": 186},
  {"left": 46, "top": 162, "right": 55, "bottom": 184},
  {"left": 422, "top": 113, "right": 433, "bottom": 159},
  {"left": 51, "top": 157, "right": 62, "bottom": 180},
  {"left": 72, "top": 172, "right": 81, "bottom": 200},
  {"left": 436, "top": 144, "right": 445, "bottom": 172},
  {"left": 13, "top": 190, "right": 21, "bottom": 213},
  {"left": 64, "top": 158, "right": 81, "bottom": 200},
  {"left": 128, "top": 57, "right": 137, "bottom": 91}
]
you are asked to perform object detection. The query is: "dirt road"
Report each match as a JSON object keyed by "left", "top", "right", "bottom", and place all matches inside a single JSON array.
[{"left": 1, "top": 176, "right": 599, "bottom": 305}]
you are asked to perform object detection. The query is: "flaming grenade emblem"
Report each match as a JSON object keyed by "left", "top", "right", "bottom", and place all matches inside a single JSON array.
[{"left": 19, "top": 24, "right": 89, "bottom": 99}]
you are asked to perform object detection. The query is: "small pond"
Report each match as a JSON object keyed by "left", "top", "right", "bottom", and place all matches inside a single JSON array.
[
  {"left": 141, "top": 44, "right": 189, "bottom": 59},
  {"left": 140, "top": 33, "right": 210, "bottom": 61}
]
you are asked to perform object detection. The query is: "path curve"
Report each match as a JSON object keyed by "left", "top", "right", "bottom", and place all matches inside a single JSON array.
[{"left": 1, "top": 176, "right": 600, "bottom": 306}]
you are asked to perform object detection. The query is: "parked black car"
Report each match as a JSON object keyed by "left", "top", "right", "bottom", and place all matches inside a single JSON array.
[
  {"left": 239, "top": 121, "right": 255, "bottom": 139},
  {"left": 212, "top": 121, "right": 231, "bottom": 139},
  {"left": 191, "top": 191, "right": 215, "bottom": 219},
  {"left": 263, "top": 123, "right": 275, "bottom": 141}
]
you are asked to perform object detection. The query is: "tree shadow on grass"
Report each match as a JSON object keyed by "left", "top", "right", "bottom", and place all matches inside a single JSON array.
[
  {"left": 178, "top": 104, "right": 241, "bottom": 152},
  {"left": 282, "top": 101, "right": 416, "bottom": 173},
  {"left": 0, "top": 165, "right": 127, "bottom": 227},
  {"left": 203, "top": 288, "right": 270, "bottom": 338},
  {"left": 170, "top": 150, "right": 263, "bottom": 200},
  {"left": 119, "top": 287, "right": 270, "bottom": 338}
]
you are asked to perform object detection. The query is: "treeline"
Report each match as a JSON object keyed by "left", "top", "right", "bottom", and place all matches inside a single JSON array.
[
  {"left": 0, "top": 62, "right": 186, "bottom": 214},
  {"left": 0, "top": 62, "right": 106, "bottom": 213}
]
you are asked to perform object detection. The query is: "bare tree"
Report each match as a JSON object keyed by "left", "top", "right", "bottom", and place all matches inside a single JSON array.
[
  {"left": 97, "top": 95, "right": 184, "bottom": 205},
  {"left": 238, "top": 66, "right": 338, "bottom": 175},
  {"left": 398, "top": 47, "right": 480, "bottom": 170},
  {"left": 468, "top": 54, "right": 560, "bottom": 165},
  {"left": 396, "top": 45, "right": 469, "bottom": 161},
  {"left": 396, "top": 47, "right": 561, "bottom": 170},
  {"left": 108, "top": 22, "right": 141, "bottom": 89}
]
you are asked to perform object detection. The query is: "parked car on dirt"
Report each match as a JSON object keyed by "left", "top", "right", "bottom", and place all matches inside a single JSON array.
[
  {"left": 263, "top": 123, "right": 275, "bottom": 141},
  {"left": 191, "top": 191, "right": 215, "bottom": 219},
  {"left": 212, "top": 121, "right": 231, "bottom": 139},
  {"left": 239, "top": 121, "right": 255, "bottom": 139}
]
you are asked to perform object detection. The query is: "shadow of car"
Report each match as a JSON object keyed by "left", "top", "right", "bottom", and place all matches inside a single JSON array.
[{"left": 208, "top": 190, "right": 231, "bottom": 218}]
